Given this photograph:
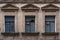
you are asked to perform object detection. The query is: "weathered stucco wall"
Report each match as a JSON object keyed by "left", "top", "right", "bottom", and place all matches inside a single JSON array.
[{"left": 0, "top": 3, "right": 59, "bottom": 40}]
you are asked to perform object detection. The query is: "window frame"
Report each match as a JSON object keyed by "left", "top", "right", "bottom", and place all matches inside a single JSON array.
[
  {"left": 45, "top": 16, "right": 55, "bottom": 33},
  {"left": 25, "top": 16, "right": 35, "bottom": 33},
  {"left": 5, "top": 16, "right": 15, "bottom": 32}
]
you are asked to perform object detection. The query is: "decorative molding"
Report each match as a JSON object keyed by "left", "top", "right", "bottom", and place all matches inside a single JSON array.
[
  {"left": 41, "top": 4, "right": 59, "bottom": 12},
  {"left": 42, "top": 32, "right": 59, "bottom": 36},
  {"left": 21, "top": 4, "right": 40, "bottom": 12},
  {"left": 1, "top": 32, "right": 19, "bottom": 36},
  {"left": 1, "top": 4, "right": 19, "bottom": 12},
  {"left": 21, "top": 32, "right": 40, "bottom": 36}
]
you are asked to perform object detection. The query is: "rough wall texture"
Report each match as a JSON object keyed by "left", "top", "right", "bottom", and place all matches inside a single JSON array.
[{"left": 0, "top": 4, "right": 59, "bottom": 40}]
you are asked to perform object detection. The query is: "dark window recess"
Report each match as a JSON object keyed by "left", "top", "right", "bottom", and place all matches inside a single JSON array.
[
  {"left": 22, "top": 16, "right": 39, "bottom": 36},
  {"left": 5, "top": 16, "right": 15, "bottom": 32},
  {"left": 42, "top": 16, "right": 59, "bottom": 36},
  {"left": 1, "top": 16, "right": 19, "bottom": 36},
  {"left": 45, "top": 16, "right": 55, "bottom": 32},
  {"left": 25, "top": 16, "right": 35, "bottom": 33}
]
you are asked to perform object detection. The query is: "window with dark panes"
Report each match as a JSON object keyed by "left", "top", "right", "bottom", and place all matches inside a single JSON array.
[
  {"left": 5, "top": 16, "right": 15, "bottom": 32},
  {"left": 45, "top": 16, "right": 55, "bottom": 32},
  {"left": 25, "top": 16, "right": 35, "bottom": 32}
]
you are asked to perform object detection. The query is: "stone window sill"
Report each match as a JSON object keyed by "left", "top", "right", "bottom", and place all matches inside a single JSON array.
[
  {"left": 1, "top": 32, "right": 19, "bottom": 36},
  {"left": 21, "top": 32, "right": 40, "bottom": 36}
]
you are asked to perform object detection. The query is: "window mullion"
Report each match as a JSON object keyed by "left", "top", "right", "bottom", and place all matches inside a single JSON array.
[{"left": 50, "top": 22, "right": 51, "bottom": 32}]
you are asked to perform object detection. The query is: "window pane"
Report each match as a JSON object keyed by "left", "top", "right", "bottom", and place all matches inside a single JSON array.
[
  {"left": 45, "top": 24, "right": 50, "bottom": 32},
  {"left": 25, "top": 16, "right": 35, "bottom": 22},
  {"left": 5, "top": 23, "right": 10, "bottom": 32},
  {"left": 45, "top": 16, "right": 55, "bottom": 21},
  {"left": 45, "top": 16, "right": 55, "bottom": 32},
  {"left": 9, "top": 22, "right": 14, "bottom": 32},
  {"left": 5, "top": 16, "right": 15, "bottom": 32},
  {"left": 25, "top": 24, "right": 30, "bottom": 32},
  {"left": 31, "top": 22, "right": 35, "bottom": 32},
  {"left": 51, "top": 22, "right": 55, "bottom": 32},
  {"left": 5, "top": 16, "right": 14, "bottom": 22},
  {"left": 25, "top": 16, "right": 35, "bottom": 32}
]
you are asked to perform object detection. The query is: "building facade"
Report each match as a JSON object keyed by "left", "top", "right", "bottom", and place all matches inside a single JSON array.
[{"left": 0, "top": 0, "right": 60, "bottom": 40}]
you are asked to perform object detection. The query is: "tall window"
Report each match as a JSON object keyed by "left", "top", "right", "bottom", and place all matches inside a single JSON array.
[
  {"left": 5, "top": 16, "right": 15, "bottom": 32},
  {"left": 45, "top": 16, "right": 55, "bottom": 32},
  {"left": 25, "top": 16, "right": 35, "bottom": 32}
]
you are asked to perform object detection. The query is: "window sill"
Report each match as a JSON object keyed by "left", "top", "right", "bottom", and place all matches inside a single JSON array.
[
  {"left": 42, "top": 32, "right": 59, "bottom": 36},
  {"left": 21, "top": 32, "right": 40, "bottom": 36},
  {"left": 1, "top": 32, "right": 19, "bottom": 36}
]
